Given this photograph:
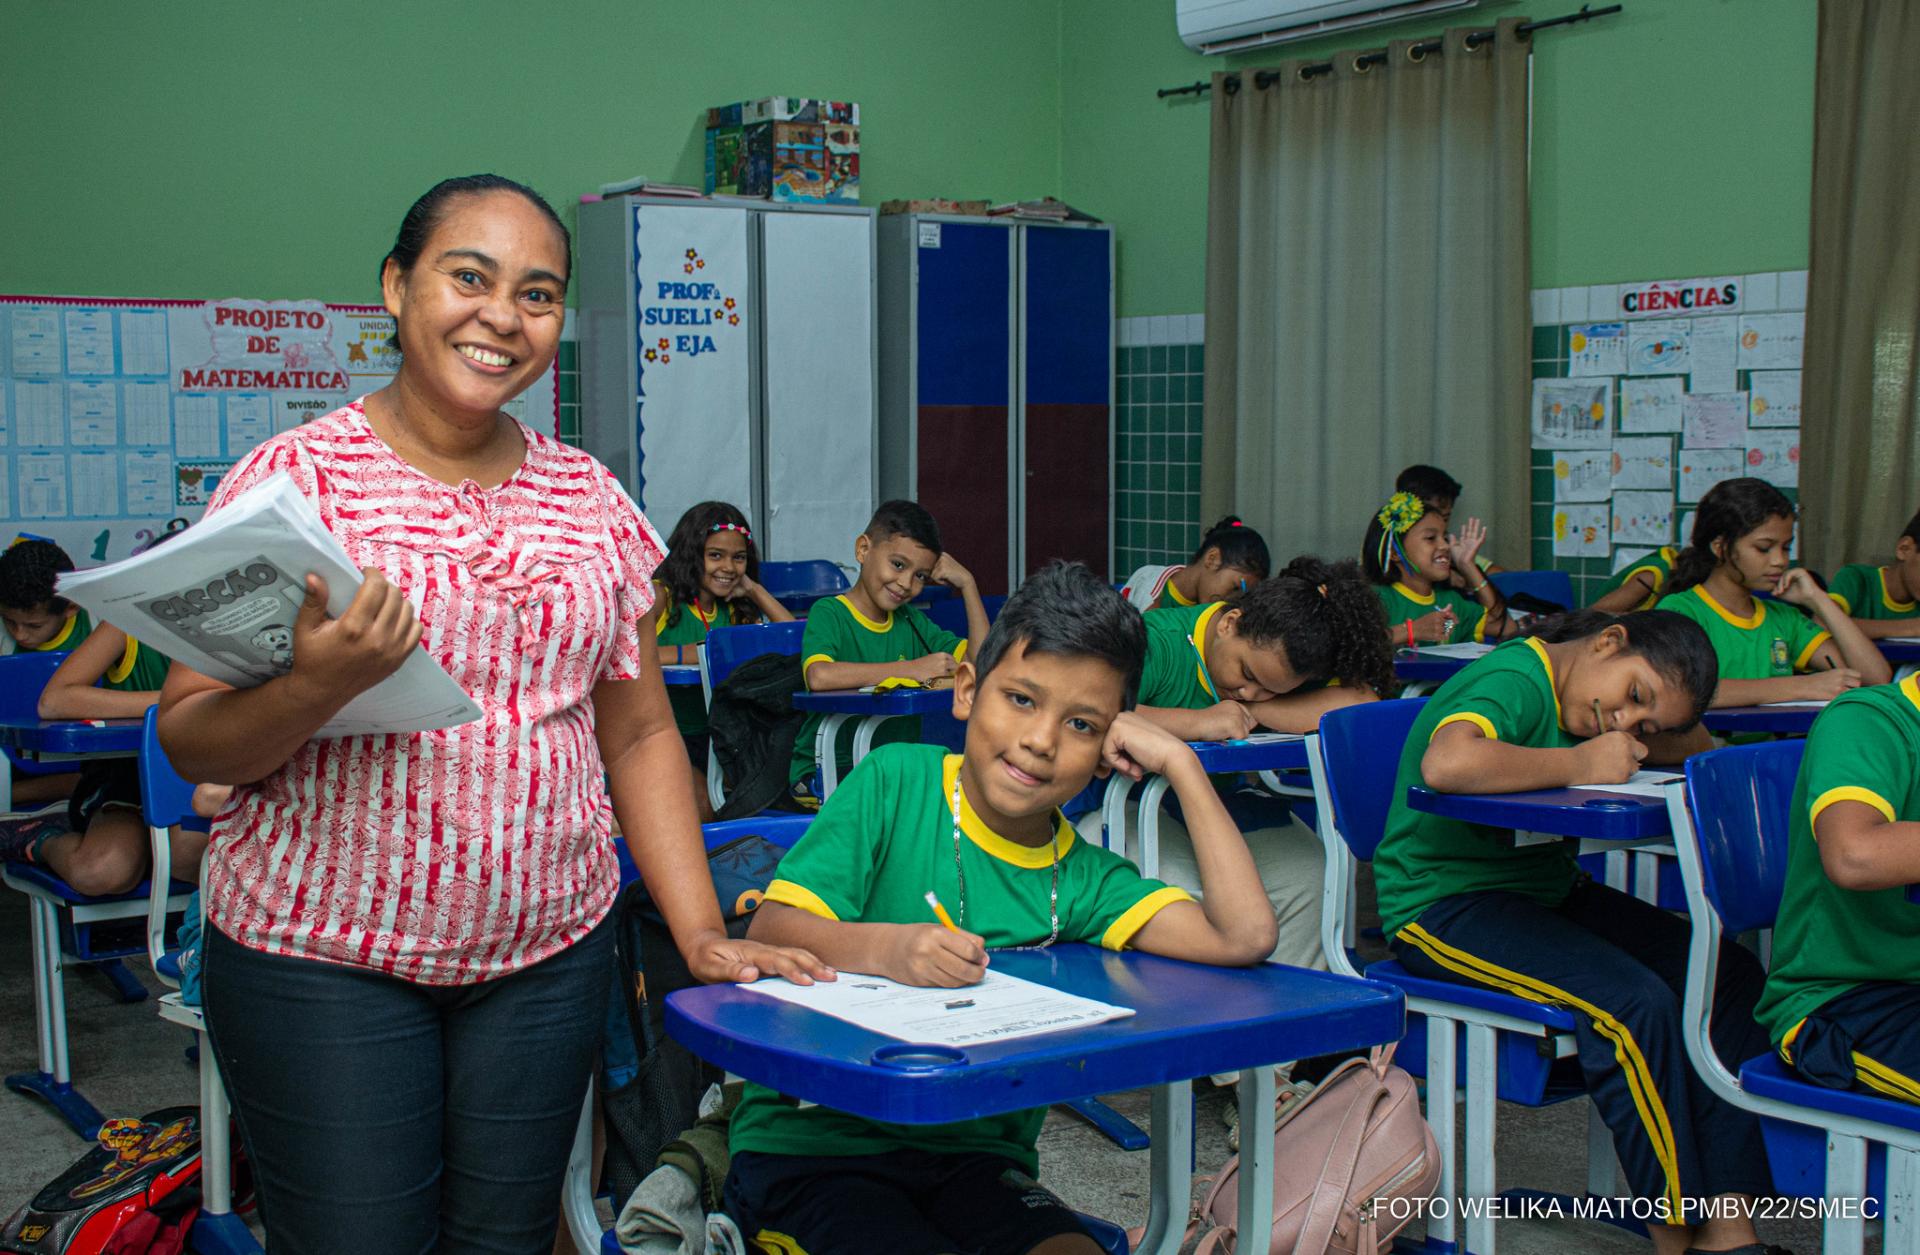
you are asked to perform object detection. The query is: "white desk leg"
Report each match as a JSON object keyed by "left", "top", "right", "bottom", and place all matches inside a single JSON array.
[
  {"left": 1885, "top": 1145, "right": 1919, "bottom": 1255},
  {"left": 28, "top": 897, "right": 56, "bottom": 1077},
  {"left": 200, "top": 1032, "right": 232, "bottom": 1214},
  {"left": 1137, "top": 776, "right": 1171, "bottom": 879},
  {"left": 563, "top": 1086, "right": 601, "bottom": 1255},
  {"left": 1100, "top": 776, "right": 1133, "bottom": 856},
  {"left": 1585, "top": 1101, "right": 1615, "bottom": 1198},
  {"left": 1631, "top": 850, "right": 1661, "bottom": 905},
  {"left": 1235, "top": 1066, "right": 1278, "bottom": 1243},
  {"left": 1, "top": 751, "right": 12, "bottom": 814},
  {"left": 1136, "top": 1080, "right": 1193, "bottom": 1255},
  {"left": 850, "top": 714, "right": 894, "bottom": 770},
  {"left": 1425, "top": 1015, "right": 1458, "bottom": 1252},
  {"left": 1464, "top": 1023, "right": 1499, "bottom": 1255},
  {"left": 1824, "top": 1133, "right": 1868, "bottom": 1255},
  {"left": 815, "top": 714, "right": 850, "bottom": 799},
  {"left": 1603, "top": 849, "right": 1629, "bottom": 893}
]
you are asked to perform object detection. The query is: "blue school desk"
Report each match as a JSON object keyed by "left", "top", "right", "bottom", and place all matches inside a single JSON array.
[
  {"left": 1099, "top": 735, "right": 1310, "bottom": 877},
  {"left": 661, "top": 664, "right": 701, "bottom": 686},
  {"left": 1878, "top": 638, "right": 1920, "bottom": 668},
  {"left": 1700, "top": 704, "right": 1824, "bottom": 736},
  {"left": 1392, "top": 649, "right": 1477, "bottom": 691},
  {"left": 665, "top": 944, "right": 1405, "bottom": 1255},
  {"left": 0, "top": 714, "right": 181, "bottom": 1136},
  {"left": 790, "top": 687, "right": 956, "bottom": 798}
]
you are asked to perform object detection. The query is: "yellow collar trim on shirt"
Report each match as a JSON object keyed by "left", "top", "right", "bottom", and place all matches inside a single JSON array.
[
  {"left": 1879, "top": 567, "right": 1917, "bottom": 614},
  {"left": 1901, "top": 672, "right": 1920, "bottom": 718},
  {"left": 835, "top": 594, "right": 893, "bottom": 634},
  {"left": 1192, "top": 602, "right": 1226, "bottom": 698},
  {"left": 1693, "top": 585, "right": 1765, "bottom": 631},
  {"left": 26, "top": 609, "right": 80, "bottom": 652},
  {"left": 106, "top": 635, "right": 140, "bottom": 685},
  {"left": 1165, "top": 571, "right": 1196, "bottom": 606},
  {"left": 1522, "top": 636, "right": 1563, "bottom": 726},
  {"left": 942, "top": 754, "right": 1075, "bottom": 869},
  {"left": 1392, "top": 582, "right": 1436, "bottom": 607}
]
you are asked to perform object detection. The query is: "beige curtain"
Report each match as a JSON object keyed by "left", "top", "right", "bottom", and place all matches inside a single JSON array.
[
  {"left": 1800, "top": 1, "right": 1920, "bottom": 571},
  {"left": 1202, "top": 17, "right": 1532, "bottom": 566}
]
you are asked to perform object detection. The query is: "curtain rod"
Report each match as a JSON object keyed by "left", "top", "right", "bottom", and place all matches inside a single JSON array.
[{"left": 1155, "top": 3, "right": 1621, "bottom": 97}]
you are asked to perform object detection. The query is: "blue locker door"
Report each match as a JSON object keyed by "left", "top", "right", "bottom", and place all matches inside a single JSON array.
[
  {"left": 1022, "top": 226, "right": 1112, "bottom": 580},
  {"left": 915, "top": 221, "right": 1014, "bottom": 594}
]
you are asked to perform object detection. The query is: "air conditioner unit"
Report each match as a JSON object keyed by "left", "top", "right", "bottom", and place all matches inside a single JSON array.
[{"left": 1176, "top": 0, "right": 1478, "bottom": 55}]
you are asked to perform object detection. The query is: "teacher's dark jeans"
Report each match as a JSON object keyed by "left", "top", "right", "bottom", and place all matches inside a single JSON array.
[{"left": 203, "top": 918, "right": 613, "bottom": 1255}]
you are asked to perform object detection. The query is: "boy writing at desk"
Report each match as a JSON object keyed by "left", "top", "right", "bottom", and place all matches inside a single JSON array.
[
  {"left": 731, "top": 562, "right": 1277, "bottom": 1255},
  {"left": 789, "top": 499, "right": 990, "bottom": 807}
]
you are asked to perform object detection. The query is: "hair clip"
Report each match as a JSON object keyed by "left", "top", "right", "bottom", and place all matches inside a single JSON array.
[{"left": 707, "top": 521, "right": 752, "bottom": 539}]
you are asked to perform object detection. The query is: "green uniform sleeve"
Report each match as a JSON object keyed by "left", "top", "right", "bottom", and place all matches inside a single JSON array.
[
  {"left": 1427, "top": 647, "right": 1555, "bottom": 748},
  {"left": 1803, "top": 698, "right": 1912, "bottom": 830},
  {"left": 1446, "top": 591, "right": 1489, "bottom": 643},
  {"left": 1137, "top": 612, "right": 1190, "bottom": 708},
  {"left": 1063, "top": 845, "right": 1195, "bottom": 951},
  {"left": 901, "top": 604, "right": 964, "bottom": 659},
  {"left": 1827, "top": 565, "right": 1869, "bottom": 617},
  {"left": 800, "top": 598, "right": 855, "bottom": 688},
  {"left": 1780, "top": 604, "right": 1832, "bottom": 673},
  {"left": 763, "top": 749, "right": 892, "bottom": 921}
]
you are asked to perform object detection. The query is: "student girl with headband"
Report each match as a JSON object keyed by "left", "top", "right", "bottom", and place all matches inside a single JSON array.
[
  {"left": 1363, "top": 491, "right": 1515, "bottom": 647},
  {"left": 1121, "top": 515, "right": 1272, "bottom": 611}
]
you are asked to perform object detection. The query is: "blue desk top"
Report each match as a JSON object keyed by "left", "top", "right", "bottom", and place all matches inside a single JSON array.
[
  {"left": 1185, "top": 736, "right": 1309, "bottom": 774},
  {"left": 1879, "top": 639, "right": 1920, "bottom": 665},
  {"left": 1406, "top": 783, "right": 1673, "bottom": 842},
  {"left": 665, "top": 945, "right": 1403, "bottom": 1125},
  {"left": 1392, "top": 651, "right": 1474, "bottom": 685},
  {"left": 1699, "top": 705, "right": 1822, "bottom": 736},
  {"left": 662, "top": 665, "right": 701, "bottom": 687},
  {"left": 0, "top": 718, "right": 144, "bottom": 756},
  {"left": 791, "top": 688, "right": 956, "bottom": 717}
]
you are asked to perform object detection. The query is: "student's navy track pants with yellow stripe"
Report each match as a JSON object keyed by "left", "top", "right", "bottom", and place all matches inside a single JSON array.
[
  {"left": 1392, "top": 880, "right": 1773, "bottom": 1216},
  {"left": 1783, "top": 981, "right": 1920, "bottom": 1105}
]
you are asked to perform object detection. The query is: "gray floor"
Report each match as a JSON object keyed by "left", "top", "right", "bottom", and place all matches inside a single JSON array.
[{"left": 0, "top": 885, "right": 1839, "bottom": 1253}]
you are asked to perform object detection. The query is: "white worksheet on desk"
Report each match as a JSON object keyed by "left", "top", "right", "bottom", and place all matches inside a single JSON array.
[
  {"left": 742, "top": 968, "right": 1134, "bottom": 1047},
  {"left": 1755, "top": 701, "right": 1829, "bottom": 709},
  {"left": 1572, "top": 769, "right": 1685, "bottom": 799},
  {"left": 1414, "top": 643, "right": 1497, "bottom": 660}
]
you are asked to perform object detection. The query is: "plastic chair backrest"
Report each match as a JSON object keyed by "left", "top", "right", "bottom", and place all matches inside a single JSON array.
[
  {"left": 704, "top": 621, "right": 806, "bottom": 689},
  {"left": 925, "top": 594, "right": 1007, "bottom": 639},
  {"left": 0, "top": 652, "right": 66, "bottom": 723},
  {"left": 1491, "top": 569, "right": 1576, "bottom": 610},
  {"left": 1681, "top": 740, "right": 1803, "bottom": 936},
  {"left": 139, "top": 707, "right": 208, "bottom": 835},
  {"left": 758, "top": 560, "right": 848, "bottom": 602},
  {"left": 1316, "top": 699, "right": 1428, "bottom": 860},
  {"left": 702, "top": 811, "right": 813, "bottom": 854}
]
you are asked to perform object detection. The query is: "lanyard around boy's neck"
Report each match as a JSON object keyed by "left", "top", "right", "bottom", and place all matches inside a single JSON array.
[{"left": 1188, "top": 625, "right": 1220, "bottom": 702}]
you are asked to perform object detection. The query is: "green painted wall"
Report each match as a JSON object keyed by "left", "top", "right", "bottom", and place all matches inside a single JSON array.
[
  {"left": 1060, "top": 0, "right": 1817, "bottom": 315},
  {"left": 1, "top": 0, "right": 1818, "bottom": 317},
  {"left": 0, "top": 0, "right": 1065, "bottom": 304}
]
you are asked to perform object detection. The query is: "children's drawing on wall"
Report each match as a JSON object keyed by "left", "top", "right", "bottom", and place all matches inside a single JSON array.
[
  {"left": 1737, "top": 313, "right": 1804, "bottom": 370},
  {"left": 1610, "top": 437, "right": 1672, "bottom": 491},
  {"left": 1681, "top": 391, "right": 1748, "bottom": 448},
  {"left": 1678, "top": 449, "right": 1745, "bottom": 502},
  {"left": 1552, "top": 450, "right": 1612, "bottom": 502},
  {"left": 1620, "top": 376, "right": 1684, "bottom": 433},
  {"left": 1552, "top": 503, "right": 1610, "bottom": 558},
  {"left": 1747, "top": 371, "right": 1801, "bottom": 427},
  {"left": 1530, "top": 378, "right": 1612, "bottom": 449},
  {"left": 1611, "top": 490, "right": 1674, "bottom": 547},
  {"left": 1745, "top": 430, "right": 1800, "bottom": 488},
  {"left": 1628, "top": 320, "right": 1691, "bottom": 375},
  {"left": 1567, "top": 323, "right": 1627, "bottom": 376}
]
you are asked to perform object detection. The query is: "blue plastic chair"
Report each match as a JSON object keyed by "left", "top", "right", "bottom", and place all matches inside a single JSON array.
[
  {"left": 1, "top": 652, "right": 74, "bottom": 812},
  {"left": 924, "top": 593, "right": 1008, "bottom": 639},
  {"left": 1490, "top": 569, "right": 1575, "bottom": 612},
  {"left": 697, "top": 621, "right": 809, "bottom": 815},
  {"left": 0, "top": 655, "right": 192, "bottom": 1137},
  {"left": 137, "top": 709, "right": 258, "bottom": 1254},
  {"left": 1309, "top": 698, "right": 1616, "bottom": 1255},
  {"left": 757, "top": 559, "right": 849, "bottom": 613},
  {"left": 1670, "top": 742, "right": 1920, "bottom": 1254}
]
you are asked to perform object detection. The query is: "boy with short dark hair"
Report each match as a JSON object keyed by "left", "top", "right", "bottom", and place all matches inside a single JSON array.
[
  {"left": 731, "top": 562, "right": 1277, "bottom": 1255},
  {"left": 0, "top": 539, "right": 91, "bottom": 653},
  {"left": 788, "top": 500, "right": 990, "bottom": 804},
  {"left": 1825, "top": 507, "right": 1920, "bottom": 640}
]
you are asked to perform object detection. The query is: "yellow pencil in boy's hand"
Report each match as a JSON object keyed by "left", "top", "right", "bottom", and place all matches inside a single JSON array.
[{"left": 923, "top": 891, "right": 959, "bottom": 932}]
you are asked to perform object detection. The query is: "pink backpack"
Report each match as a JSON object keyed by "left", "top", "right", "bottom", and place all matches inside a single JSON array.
[{"left": 1164, "top": 1046, "right": 1440, "bottom": 1255}]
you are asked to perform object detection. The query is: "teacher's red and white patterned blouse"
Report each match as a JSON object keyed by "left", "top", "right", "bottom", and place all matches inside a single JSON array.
[{"left": 199, "top": 399, "right": 664, "bottom": 985}]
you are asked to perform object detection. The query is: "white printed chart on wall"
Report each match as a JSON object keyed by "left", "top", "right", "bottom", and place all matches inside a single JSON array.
[{"left": 0, "top": 295, "right": 558, "bottom": 566}]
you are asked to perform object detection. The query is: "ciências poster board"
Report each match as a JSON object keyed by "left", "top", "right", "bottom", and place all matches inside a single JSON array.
[{"left": 1, "top": 295, "right": 559, "bottom": 566}]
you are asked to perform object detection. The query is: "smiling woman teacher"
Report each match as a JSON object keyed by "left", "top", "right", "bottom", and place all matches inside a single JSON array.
[{"left": 157, "top": 175, "right": 828, "bottom": 1255}]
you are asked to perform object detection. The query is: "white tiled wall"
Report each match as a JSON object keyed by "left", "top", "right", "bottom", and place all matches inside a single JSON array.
[
  {"left": 1118, "top": 314, "right": 1205, "bottom": 346},
  {"left": 1529, "top": 269, "right": 1809, "bottom": 326}
]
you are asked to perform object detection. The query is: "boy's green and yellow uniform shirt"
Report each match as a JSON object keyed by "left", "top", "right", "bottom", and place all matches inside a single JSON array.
[
  {"left": 1373, "top": 637, "right": 1579, "bottom": 938},
  {"left": 1138, "top": 602, "right": 1225, "bottom": 709},
  {"left": 737, "top": 744, "right": 1191, "bottom": 1172},
  {"left": 1827, "top": 563, "right": 1920, "bottom": 623},
  {"left": 1150, "top": 571, "right": 1198, "bottom": 612},
  {"left": 1657, "top": 585, "right": 1829, "bottom": 678},
  {"left": 1756, "top": 676, "right": 1920, "bottom": 1073},
  {"left": 21, "top": 606, "right": 92, "bottom": 654},
  {"left": 1595, "top": 546, "right": 1679, "bottom": 612},
  {"left": 789, "top": 595, "right": 965, "bottom": 785},
  {"left": 21, "top": 607, "right": 167, "bottom": 690},
  {"left": 653, "top": 586, "right": 746, "bottom": 735},
  {"left": 1375, "top": 582, "right": 1487, "bottom": 645}
]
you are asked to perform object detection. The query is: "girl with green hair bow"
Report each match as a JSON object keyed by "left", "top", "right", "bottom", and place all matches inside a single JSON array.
[{"left": 1362, "top": 491, "right": 1514, "bottom": 647}]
